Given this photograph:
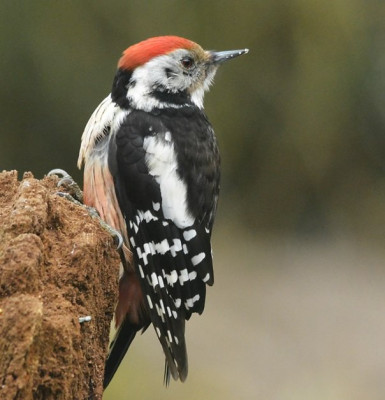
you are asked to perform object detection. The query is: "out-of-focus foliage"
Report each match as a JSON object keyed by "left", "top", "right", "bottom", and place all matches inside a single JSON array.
[{"left": 1, "top": 1, "right": 385, "bottom": 240}]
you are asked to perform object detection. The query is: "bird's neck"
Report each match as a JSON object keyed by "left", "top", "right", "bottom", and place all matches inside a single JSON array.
[{"left": 111, "top": 68, "right": 205, "bottom": 112}]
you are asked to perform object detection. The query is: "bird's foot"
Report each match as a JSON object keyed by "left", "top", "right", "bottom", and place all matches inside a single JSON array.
[
  {"left": 48, "top": 169, "right": 84, "bottom": 203},
  {"left": 47, "top": 169, "right": 123, "bottom": 249}
]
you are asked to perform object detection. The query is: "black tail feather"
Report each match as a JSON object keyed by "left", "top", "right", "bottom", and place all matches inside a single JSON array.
[{"left": 103, "top": 318, "right": 140, "bottom": 389}]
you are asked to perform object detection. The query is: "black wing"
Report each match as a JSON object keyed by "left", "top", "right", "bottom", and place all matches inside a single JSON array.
[{"left": 109, "top": 107, "right": 219, "bottom": 381}]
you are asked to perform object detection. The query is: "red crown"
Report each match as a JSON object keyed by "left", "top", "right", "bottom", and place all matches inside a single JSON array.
[{"left": 118, "top": 36, "right": 197, "bottom": 71}]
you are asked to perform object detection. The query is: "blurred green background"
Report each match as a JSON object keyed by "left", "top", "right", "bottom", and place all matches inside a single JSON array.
[{"left": 1, "top": 1, "right": 385, "bottom": 399}]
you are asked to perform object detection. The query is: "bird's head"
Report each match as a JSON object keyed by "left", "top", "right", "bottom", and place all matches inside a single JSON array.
[{"left": 111, "top": 36, "right": 248, "bottom": 111}]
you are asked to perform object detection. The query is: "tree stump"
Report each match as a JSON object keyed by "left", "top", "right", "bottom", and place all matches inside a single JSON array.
[{"left": 0, "top": 171, "right": 120, "bottom": 400}]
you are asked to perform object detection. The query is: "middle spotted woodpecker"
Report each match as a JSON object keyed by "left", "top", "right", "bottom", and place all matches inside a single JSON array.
[{"left": 77, "top": 35, "right": 248, "bottom": 388}]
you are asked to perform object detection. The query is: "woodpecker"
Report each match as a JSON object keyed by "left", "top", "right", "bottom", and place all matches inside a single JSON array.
[{"left": 77, "top": 35, "right": 248, "bottom": 388}]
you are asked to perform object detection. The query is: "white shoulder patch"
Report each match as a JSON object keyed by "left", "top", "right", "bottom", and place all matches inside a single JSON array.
[{"left": 143, "top": 135, "right": 194, "bottom": 228}]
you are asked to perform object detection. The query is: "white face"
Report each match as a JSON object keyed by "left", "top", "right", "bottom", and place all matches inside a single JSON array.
[{"left": 126, "top": 49, "right": 218, "bottom": 110}]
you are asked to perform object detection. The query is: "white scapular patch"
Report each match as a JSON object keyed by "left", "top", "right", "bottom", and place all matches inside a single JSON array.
[
  {"left": 191, "top": 252, "right": 206, "bottom": 266},
  {"left": 143, "top": 135, "right": 194, "bottom": 228},
  {"left": 183, "top": 229, "right": 197, "bottom": 241}
]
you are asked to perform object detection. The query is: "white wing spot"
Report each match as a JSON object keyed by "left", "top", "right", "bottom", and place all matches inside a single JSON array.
[
  {"left": 152, "top": 202, "right": 160, "bottom": 211},
  {"left": 183, "top": 229, "right": 197, "bottom": 241},
  {"left": 185, "top": 294, "right": 200, "bottom": 309},
  {"left": 172, "top": 239, "right": 182, "bottom": 252},
  {"left": 156, "top": 239, "right": 170, "bottom": 254},
  {"left": 179, "top": 268, "right": 189, "bottom": 285},
  {"left": 169, "top": 270, "right": 178, "bottom": 284},
  {"left": 203, "top": 273, "right": 211, "bottom": 283},
  {"left": 143, "top": 210, "right": 157, "bottom": 223},
  {"left": 151, "top": 272, "right": 159, "bottom": 288},
  {"left": 175, "top": 298, "right": 181, "bottom": 308},
  {"left": 159, "top": 299, "right": 166, "bottom": 314},
  {"left": 146, "top": 295, "right": 153, "bottom": 309},
  {"left": 191, "top": 252, "right": 206, "bottom": 266},
  {"left": 189, "top": 271, "right": 197, "bottom": 280}
]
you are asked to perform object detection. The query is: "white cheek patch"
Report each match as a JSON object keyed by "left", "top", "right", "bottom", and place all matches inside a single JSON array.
[
  {"left": 127, "top": 60, "right": 191, "bottom": 112},
  {"left": 143, "top": 135, "right": 194, "bottom": 228}
]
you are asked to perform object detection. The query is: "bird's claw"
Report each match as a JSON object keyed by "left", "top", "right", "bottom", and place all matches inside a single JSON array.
[
  {"left": 56, "top": 191, "right": 84, "bottom": 207},
  {"left": 86, "top": 207, "right": 123, "bottom": 249},
  {"left": 48, "top": 168, "right": 84, "bottom": 203}
]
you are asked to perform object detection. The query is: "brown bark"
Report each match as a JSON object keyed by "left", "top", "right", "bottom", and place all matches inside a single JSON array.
[{"left": 0, "top": 171, "right": 120, "bottom": 400}]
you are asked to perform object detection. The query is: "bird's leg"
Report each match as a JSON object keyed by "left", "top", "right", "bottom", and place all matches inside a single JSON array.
[{"left": 47, "top": 169, "right": 123, "bottom": 249}]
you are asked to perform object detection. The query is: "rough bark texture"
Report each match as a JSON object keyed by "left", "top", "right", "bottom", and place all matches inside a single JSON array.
[{"left": 0, "top": 170, "right": 120, "bottom": 400}]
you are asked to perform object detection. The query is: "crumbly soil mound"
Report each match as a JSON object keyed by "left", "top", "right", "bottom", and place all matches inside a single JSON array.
[{"left": 0, "top": 171, "right": 120, "bottom": 400}]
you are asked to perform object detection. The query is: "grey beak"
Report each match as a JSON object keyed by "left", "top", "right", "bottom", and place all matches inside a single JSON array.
[{"left": 210, "top": 48, "right": 249, "bottom": 64}]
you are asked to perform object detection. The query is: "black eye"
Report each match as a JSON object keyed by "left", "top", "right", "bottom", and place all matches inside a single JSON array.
[{"left": 181, "top": 56, "right": 194, "bottom": 69}]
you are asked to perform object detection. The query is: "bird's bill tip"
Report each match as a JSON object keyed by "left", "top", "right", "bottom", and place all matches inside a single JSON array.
[{"left": 210, "top": 48, "right": 249, "bottom": 64}]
